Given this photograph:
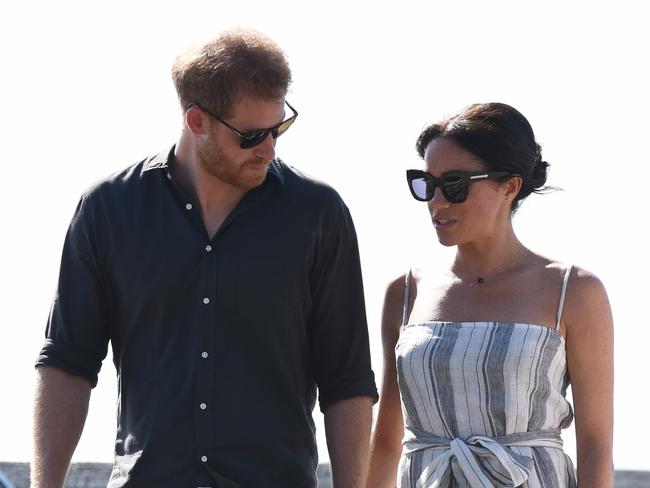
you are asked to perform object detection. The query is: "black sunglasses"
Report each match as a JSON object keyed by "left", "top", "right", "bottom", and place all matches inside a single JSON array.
[
  {"left": 187, "top": 101, "right": 298, "bottom": 149},
  {"left": 406, "top": 169, "right": 512, "bottom": 203}
]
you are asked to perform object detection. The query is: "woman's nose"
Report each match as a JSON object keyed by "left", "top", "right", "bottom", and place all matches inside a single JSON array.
[{"left": 427, "top": 187, "right": 450, "bottom": 211}]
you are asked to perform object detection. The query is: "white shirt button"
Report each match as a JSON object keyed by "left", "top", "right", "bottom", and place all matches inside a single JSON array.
[
  {"left": 200, "top": 403, "right": 207, "bottom": 410},
  {"left": 205, "top": 245, "right": 212, "bottom": 252},
  {"left": 203, "top": 297, "right": 210, "bottom": 305},
  {"left": 185, "top": 203, "right": 193, "bottom": 210},
  {"left": 201, "top": 351, "right": 208, "bottom": 359},
  {"left": 201, "top": 455, "right": 208, "bottom": 462}
]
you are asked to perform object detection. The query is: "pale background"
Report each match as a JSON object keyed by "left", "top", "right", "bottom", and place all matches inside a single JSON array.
[{"left": 1, "top": 0, "right": 648, "bottom": 471}]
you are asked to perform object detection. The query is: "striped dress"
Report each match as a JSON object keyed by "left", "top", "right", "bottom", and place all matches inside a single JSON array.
[{"left": 395, "top": 267, "right": 577, "bottom": 487}]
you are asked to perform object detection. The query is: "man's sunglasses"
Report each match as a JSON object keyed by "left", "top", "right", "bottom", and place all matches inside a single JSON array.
[
  {"left": 187, "top": 101, "right": 298, "bottom": 149},
  {"left": 406, "top": 169, "right": 513, "bottom": 203}
]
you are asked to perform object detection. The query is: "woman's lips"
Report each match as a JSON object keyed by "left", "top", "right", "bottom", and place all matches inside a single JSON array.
[{"left": 433, "top": 218, "right": 457, "bottom": 229}]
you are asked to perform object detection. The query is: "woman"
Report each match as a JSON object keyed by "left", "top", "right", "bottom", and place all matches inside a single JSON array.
[{"left": 366, "top": 103, "right": 613, "bottom": 487}]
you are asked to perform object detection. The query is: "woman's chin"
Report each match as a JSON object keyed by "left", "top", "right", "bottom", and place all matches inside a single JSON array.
[{"left": 435, "top": 231, "right": 459, "bottom": 247}]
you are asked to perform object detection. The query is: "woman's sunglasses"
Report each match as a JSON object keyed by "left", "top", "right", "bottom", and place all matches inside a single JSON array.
[
  {"left": 406, "top": 169, "right": 513, "bottom": 203},
  {"left": 187, "top": 101, "right": 298, "bottom": 149}
]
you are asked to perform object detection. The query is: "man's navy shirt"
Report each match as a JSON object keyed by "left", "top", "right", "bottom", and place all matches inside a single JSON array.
[{"left": 37, "top": 147, "right": 378, "bottom": 487}]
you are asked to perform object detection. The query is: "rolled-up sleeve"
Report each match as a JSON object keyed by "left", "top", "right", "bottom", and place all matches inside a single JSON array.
[
  {"left": 35, "top": 193, "right": 110, "bottom": 387},
  {"left": 309, "top": 194, "right": 378, "bottom": 412}
]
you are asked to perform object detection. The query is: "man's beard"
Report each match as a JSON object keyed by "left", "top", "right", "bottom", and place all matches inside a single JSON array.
[{"left": 197, "top": 139, "right": 269, "bottom": 190}]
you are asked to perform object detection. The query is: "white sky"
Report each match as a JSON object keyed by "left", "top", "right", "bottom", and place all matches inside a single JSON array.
[{"left": 1, "top": 0, "right": 648, "bottom": 471}]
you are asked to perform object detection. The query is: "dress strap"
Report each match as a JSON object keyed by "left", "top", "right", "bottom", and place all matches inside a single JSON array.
[
  {"left": 401, "top": 270, "right": 412, "bottom": 327},
  {"left": 556, "top": 265, "right": 573, "bottom": 331}
]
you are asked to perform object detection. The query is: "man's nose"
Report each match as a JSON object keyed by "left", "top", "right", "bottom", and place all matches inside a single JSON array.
[{"left": 254, "top": 132, "right": 276, "bottom": 161}]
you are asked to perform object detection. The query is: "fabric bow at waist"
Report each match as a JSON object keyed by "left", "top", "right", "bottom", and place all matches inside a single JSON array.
[{"left": 402, "top": 428, "right": 563, "bottom": 487}]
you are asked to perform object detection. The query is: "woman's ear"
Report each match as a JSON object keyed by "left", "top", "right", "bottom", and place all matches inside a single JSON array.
[{"left": 504, "top": 174, "right": 523, "bottom": 201}]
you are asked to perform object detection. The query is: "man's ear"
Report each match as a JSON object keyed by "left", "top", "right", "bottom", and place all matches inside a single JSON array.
[{"left": 186, "top": 106, "right": 208, "bottom": 135}]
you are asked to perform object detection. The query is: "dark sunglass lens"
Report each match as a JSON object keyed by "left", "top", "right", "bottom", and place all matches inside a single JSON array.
[
  {"left": 442, "top": 176, "right": 469, "bottom": 203},
  {"left": 240, "top": 130, "right": 269, "bottom": 149},
  {"left": 240, "top": 113, "right": 297, "bottom": 148}
]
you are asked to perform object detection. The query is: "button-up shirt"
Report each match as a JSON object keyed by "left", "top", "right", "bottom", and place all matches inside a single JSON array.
[{"left": 36, "top": 147, "right": 378, "bottom": 487}]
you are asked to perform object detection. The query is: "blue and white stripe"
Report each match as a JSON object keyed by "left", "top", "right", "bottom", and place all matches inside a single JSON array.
[{"left": 396, "top": 321, "right": 576, "bottom": 487}]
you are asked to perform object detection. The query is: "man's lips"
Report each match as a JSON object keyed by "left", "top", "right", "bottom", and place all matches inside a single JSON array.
[{"left": 246, "top": 160, "right": 270, "bottom": 170}]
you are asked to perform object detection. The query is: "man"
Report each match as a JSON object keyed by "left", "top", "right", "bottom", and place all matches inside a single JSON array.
[{"left": 33, "top": 28, "right": 377, "bottom": 488}]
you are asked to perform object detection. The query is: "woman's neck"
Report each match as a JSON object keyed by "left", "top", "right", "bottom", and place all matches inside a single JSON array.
[{"left": 452, "top": 226, "right": 529, "bottom": 281}]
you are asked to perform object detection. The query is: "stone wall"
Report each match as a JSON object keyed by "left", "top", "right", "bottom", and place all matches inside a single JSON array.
[{"left": 1, "top": 462, "right": 647, "bottom": 487}]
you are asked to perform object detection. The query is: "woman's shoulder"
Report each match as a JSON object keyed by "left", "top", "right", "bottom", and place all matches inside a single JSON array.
[
  {"left": 381, "top": 272, "right": 410, "bottom": 338},
  {"left": 385, "top": 272, "right": 408, "bottom": 299},
  {"left": 528, "top": 255, "right": 606, "bottom": 295},
  {"left": 384, "top": 264, "right": 440, "bottom": 298},
  {"left": 552, "top": 261, "right": 612, "bottom": 334},
  {"left": 538, "top": 258, "right": 607, "bottom": 292},
  {"left": 568, "top": 263, "right": 605, "bottom": 285},
  {"left": 529, "top": 254, "right": 599, "bottom": 284},
  {"left": 566, "top": 264, "right": 610, "bottom": 308}
]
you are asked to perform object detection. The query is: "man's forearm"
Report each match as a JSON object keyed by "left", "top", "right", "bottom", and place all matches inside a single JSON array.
[
  {"left": 31, "top": 366, "right": 92, "bottom": 488},
  {"left": 324, "top": 396, "right": 374, "bottom": 488}
]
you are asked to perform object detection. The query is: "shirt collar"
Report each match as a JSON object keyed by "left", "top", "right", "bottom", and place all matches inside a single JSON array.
[{"left": 142, "top": 145, "right": 285, "bottom": 186}]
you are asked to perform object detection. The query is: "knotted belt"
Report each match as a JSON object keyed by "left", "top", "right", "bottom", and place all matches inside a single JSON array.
[{"left": 402, "top": 427, "right": 563, "bottom": 487}]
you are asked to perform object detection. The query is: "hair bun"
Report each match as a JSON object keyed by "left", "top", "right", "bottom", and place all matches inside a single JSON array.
[{"left": 530, "top": 158, "right": 549, "bottom": 189}]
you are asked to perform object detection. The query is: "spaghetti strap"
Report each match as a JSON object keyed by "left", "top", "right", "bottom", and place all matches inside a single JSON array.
[
  {"left": 556, "top": 265, "right": 573, "bottom": 331},
  {"left": 401, "top": 270, "right": 411, "bottom": 327}
]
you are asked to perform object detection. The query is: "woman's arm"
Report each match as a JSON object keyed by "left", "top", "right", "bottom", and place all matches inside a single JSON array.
[
  {"left": 366, "top": 275, "right": 408, "bottom": 488},
  {"left": 564, "top": 267, "right": 614, "bottom": 488}
]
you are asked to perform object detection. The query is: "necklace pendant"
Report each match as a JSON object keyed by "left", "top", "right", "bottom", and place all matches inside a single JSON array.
[{"left": 468, "top": 277, "right": 484, "bottom": 288}]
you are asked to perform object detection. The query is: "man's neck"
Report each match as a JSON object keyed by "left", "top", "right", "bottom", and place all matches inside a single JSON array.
[{"left": 173, "top": 139, "right": 247, "bottom": 238}]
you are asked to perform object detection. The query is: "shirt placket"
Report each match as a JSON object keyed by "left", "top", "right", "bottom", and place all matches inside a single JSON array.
[
  {"left": 195, "top": 234, "right": 218, "bottom": 471},
  {"left": 172, "top": 176, "right": 218, "bottom": 477},
  {"left": 165, "top": 165, "right": 271, "bottom": 484}
]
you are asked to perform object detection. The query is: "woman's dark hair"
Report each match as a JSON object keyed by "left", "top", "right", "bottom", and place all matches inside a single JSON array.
[{"left": 416, "top": 102, "right": 551, "bottom": 212}]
